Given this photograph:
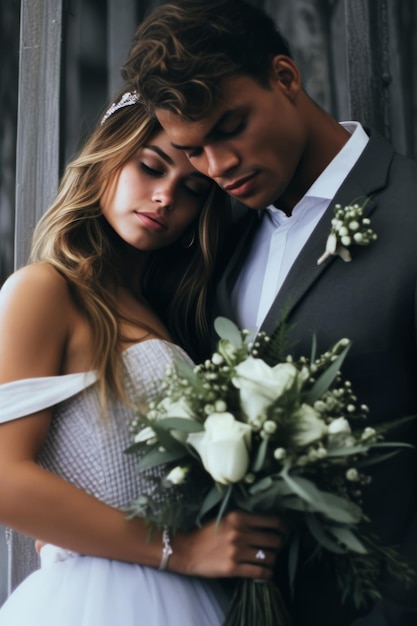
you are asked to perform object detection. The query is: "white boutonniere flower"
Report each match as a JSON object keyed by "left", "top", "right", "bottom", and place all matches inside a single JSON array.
[{"left": 317, "top": 201, "right": 377, "bottom": 265}]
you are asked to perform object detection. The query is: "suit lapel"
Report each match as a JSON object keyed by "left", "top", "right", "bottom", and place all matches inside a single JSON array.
[{"left": 260, "top": 131, "right": 395, "bottom": 334}]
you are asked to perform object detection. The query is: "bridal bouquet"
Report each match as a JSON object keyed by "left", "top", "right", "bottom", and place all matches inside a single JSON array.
[{"left": 126, "top": 317, "right": 413, "bottom": 626}]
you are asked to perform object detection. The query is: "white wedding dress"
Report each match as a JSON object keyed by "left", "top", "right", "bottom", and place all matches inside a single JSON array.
[{"left": 0, "top": 340, "right": 228, "bottom": 625}]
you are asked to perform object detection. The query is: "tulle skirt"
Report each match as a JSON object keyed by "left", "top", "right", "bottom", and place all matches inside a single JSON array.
[{"left": 0, "top": 547, "right": 229, "bottom": 626}]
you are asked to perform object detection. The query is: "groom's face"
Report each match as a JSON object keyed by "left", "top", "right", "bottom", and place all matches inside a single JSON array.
[{"left": 155, "top": 66, "right": 308, "bottom": 210}]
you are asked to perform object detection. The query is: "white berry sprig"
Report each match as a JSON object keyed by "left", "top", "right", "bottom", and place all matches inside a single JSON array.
[{"left": 317, "top": 201, "right": 377, "bottom": 265}]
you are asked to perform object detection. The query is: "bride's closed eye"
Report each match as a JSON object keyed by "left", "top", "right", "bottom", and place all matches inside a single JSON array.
[{"left": 140, "top": 162, "right": 163, "bottom": 177}]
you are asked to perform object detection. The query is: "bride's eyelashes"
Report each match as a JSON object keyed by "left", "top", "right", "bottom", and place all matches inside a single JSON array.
[
  {"left": 140, "top": 161, "right": 163, "bottom": 176},
  {"left": 139, "top": 159, "right": 209, "bottom": 198}
]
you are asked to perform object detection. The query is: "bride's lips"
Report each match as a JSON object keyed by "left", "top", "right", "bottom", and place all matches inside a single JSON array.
[
  {"left": 223, "top": 172, "right": 259, "bottom": 198},
  {"left": 135, "top": 212, "right": 168, "bottom": 231}
]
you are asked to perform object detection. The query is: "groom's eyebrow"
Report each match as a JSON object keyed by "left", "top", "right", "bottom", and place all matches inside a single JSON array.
[
  {"left": 171, "top": 110, "right": 235, "bottom": 150},
  {"left": 146, "top": 145, "right": 174, "bottom": 164}
]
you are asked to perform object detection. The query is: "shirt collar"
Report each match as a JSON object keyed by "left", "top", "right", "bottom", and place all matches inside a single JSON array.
[
  {"left": 266, "top": 121, "right": 369, "bottom": 219},
  {"left": 306, "top": 121, "right": 369, "bottom": 200}
]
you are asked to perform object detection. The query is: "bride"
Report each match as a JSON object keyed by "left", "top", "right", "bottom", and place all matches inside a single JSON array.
[{"left": 0, "top": 90, "right": 284, "bottom": 625}]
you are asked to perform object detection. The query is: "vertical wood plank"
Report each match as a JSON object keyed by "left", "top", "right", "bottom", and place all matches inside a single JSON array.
[
  {"left": 14, "top": 0, "right": 63, "bottom": 269},
  {"left": 62, "top": 0, "right": 107, "bottom": 163},
  {"left": 344, "top": 0, "right": 391, "bottom": 139},
  {"left": 107, "top": 0, "right": 137, "bottom": 97},
  {"left": 8, "top": 0, "right": 63, "bottom": 593},
  {"left": 0, "top": 0, "right": 20, "bottom": 287},
  {"left": 385, "top": 0, "right": 416, "bottom": 158}
]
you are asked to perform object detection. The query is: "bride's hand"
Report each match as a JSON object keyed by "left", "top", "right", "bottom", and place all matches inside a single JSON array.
[
  {"left": 35, "top": 539, "right": 46, "bottom": 555},
  {"left": 170, "top": 511, "right": 285, "bottom": 580}
]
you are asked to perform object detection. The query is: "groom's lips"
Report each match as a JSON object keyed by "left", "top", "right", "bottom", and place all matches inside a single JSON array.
[{"left": 223, "top": 172, "right": 259, "bottom": 198}]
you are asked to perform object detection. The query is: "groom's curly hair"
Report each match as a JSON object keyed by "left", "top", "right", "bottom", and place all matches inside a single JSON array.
[{"left": 122, "top": 0, "right": 292, "bottom": 120}]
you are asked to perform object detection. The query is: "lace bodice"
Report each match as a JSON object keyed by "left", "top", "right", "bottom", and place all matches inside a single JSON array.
[{"left": 1, "top": 340, "right": 191, "bottom": 510}]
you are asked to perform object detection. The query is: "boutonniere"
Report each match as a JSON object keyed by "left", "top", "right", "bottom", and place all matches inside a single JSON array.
[{"left": 317, "top": 200, "right": 377, "bottom": 265}]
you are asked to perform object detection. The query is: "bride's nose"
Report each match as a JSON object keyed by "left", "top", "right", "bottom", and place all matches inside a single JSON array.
[{"left": 151, "top": 179, "right": 175, "bottom": 210}]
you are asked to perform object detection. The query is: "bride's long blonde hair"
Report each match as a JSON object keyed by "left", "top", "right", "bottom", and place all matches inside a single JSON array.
[{"left": 30, "top": 91, "right": 229, "bottom": 404}]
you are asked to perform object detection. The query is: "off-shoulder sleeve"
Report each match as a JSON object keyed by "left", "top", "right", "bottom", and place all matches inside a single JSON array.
[{"left": 0, "top": 371, "right": 98, "bottom": 423}]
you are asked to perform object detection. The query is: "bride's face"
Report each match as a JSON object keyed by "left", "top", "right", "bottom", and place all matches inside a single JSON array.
[{"left": 100, "top": 129, "right": 212, "bottom": 251}]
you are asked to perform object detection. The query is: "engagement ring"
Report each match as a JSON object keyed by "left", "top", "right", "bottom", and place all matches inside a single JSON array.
[{"left": 255, "top": 549, "right": 266, "bottom": 560}]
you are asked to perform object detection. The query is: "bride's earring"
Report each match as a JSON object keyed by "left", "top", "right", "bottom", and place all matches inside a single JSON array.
[{"left": 182, "top": 230, "right": 196, "bottom": 249}]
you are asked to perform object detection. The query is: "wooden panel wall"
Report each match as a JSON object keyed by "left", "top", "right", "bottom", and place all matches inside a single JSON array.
[
  {"left": 14, "top": 0, "right": 63, "bottom": 269},
  {"left": 0, "top": 0, "right": 20, "bottom": 290},
  {"left": 5, "top": 0, "right": 64, "bottom": 594}
]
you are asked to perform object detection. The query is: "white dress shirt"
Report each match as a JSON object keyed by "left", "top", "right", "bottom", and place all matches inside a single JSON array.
[{"left": 231, "top": 122, "right": 370, "bottom": 330}]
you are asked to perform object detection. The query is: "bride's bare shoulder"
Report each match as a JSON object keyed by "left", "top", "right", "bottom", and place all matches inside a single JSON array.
[
  {"left": 0, "top": 262, "right": 76, "bottom": 330},
  {"left": 0, "top": 263, "right": 80, "bottom": 381},
  {"left": 1, "top": 262, "right": 69, "bottom": 299}
]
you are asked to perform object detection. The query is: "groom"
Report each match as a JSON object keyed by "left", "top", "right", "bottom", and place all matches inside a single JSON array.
[{"left": 123, "top": 1, "right": 417, "bottom": 624}]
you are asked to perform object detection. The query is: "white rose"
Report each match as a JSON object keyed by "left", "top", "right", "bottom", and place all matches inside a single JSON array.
[
  {"left": 166, "top": 466, "right": 189, "bottom": 485},
  {"left": 293, "top": 404, "right": 327, "bottom": 447},
  {"left": 158, "top": 396, "right": 195, "bottom": 419},
  {"left": 157, "top": 396, "right": 196, "bottom": 443},
  {"left": 187, "top": 412, "right": 252, "bottom": 484},
  {"left": 232, "top": 357, "right": 299, "bottom": 424}
]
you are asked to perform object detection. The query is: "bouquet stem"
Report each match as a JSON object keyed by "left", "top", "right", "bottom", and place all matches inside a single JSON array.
[{"left": 223, "top": 579, "right": 291, "bottom": 626}]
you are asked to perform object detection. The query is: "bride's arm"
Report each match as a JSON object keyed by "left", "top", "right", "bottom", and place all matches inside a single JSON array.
[{"left": 0, "top": 264, "right": 284, "bottom": 580}]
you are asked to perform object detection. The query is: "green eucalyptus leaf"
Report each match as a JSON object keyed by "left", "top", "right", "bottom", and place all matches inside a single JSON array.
[
  {"left": 173, "top": 355, "right": 199, "bottom": 385},
  {"left": 216, "top": 484, "right": 233, "bottom": 525},
  {"left": 233, "top": 492, "right": 257, "bottom": 513},
  {"left": 138, "top": 447, "right": 187, "bottom": 470},
  {"left": 281, "top": 472, "right": 362, "bottom": 523},
  {"left": 248, "top": 475, "right": 274, "bottom": 494},
  {"left": 214, "top": 317, "right": 243, "bottom": 347},
  {"left": 124, "top": 441, "right": 145, "bottom": 454},
  {"left": 326, "top": 444, "right": 370, "bottom": 457},
  {"left": 243, "top": 478, "right": 294, "bottom": 512},
  {"left": 328, "top": 526, "right": 367, "bottom": 554},
  {"left": 241, "top": 490, "right": 278, "bottom": 512},
  {"left": 158, "top": 417, "right": 204, "bottom": 433},
  {"left": 279, "top": 495, "right": 311, "bottom": 512},
  {"left": 197, "top": 485, "right": 224, "bottom": 523},
  {"left": 304, "top": 342, "right": 351, "bottom": 404},
  {"left": 315, "top": 492, "right": 362, "bottom": 524},
  {"left": 356, "top": 450, "right": 400, "bottom": 467},
  {"left": 288, "top": 533, "right": 300, "bottom": 597},
  {"left": 305, "top": 514, "right": 347, "bottom": 554},
  {"left": 148, "top": 423, "right": 185, "bottom": 450},
  {"left": 369, "top": 442, "right": 414, "bottom": 450}
]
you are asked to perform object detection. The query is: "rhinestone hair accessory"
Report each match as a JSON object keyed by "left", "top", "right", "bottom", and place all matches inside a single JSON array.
[{"left": 101, "top": 91, "right": 140, "bottom": 125}]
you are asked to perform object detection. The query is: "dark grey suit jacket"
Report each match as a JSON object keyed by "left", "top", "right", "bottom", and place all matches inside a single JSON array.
[{"left": 216, "top": 130, "right": 417, "bottom": 626}]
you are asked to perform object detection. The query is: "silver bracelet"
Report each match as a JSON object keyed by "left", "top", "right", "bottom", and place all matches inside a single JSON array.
[{"left": 158, "top": 526, "right": 173, "bottom": 570}]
